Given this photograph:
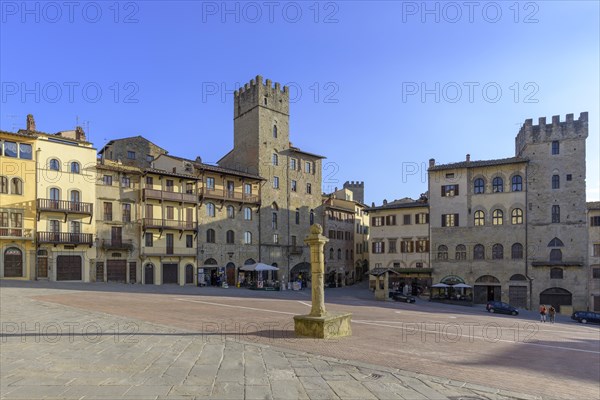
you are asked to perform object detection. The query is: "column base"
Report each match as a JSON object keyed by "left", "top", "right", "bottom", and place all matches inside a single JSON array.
[{"left": 293, "top": 312, "right": 352, "bottom": 339}]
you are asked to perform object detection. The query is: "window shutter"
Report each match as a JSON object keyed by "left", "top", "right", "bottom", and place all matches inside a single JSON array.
[
  {"left": 426, "top": 213, "right": 430, "bottom": 223},
  {"left": 441, "top": 215, "right": 446, "bottom": 227},
  {"left": 371, "top": 217, "right": 375, "bottom": 225},
  {"left": 441, "top": 186, "right": 446, "bottom": 196},
  {"left": 425, "top": 240, "right": 430, "bottom": 252},
  {"left": 455, "top": 213, "right": 459, "bottom": 226},
  {"left": 381, "top": 242, "right": 385, "bottom": 253},
  {"left": 372, "top": 242, "right": 376, "bottom": 253},
  {"left": 455, "top": 185, "right": 459, "bottom": 196}
]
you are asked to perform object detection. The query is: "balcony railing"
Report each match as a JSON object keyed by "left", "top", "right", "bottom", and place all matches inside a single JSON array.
[
  {"left": 142, "top": 218, "right": 197, "bottom": 231},
  {"left": 37, "top": 231, "right": 93, "bottom": 246},
  {"left": 100, "top": 239, "right": 134, "bottom": 250},
  {"left": 0, "top": 228, "right": 23, "bottom": 237},
  {"left": 143, "top": 189, "right": 198, "bottom": 203},
  {"left": 200, "top": 188, "right": 259, "bottom": 203},
  {"left": 142, "top": 247, "right": 197, "bottom": 257},
  {"left": 38, "top": 199, "right": 93, "bottom": 215}
]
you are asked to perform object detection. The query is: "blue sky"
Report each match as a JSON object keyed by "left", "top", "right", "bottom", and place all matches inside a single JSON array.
[{"left": 1, "top": 1, "right": 598, "bottom": 204}]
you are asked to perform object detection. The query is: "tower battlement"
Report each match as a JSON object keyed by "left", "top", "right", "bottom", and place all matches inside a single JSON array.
[
  {"left": 515, "top": 112, "right": 588, "bottom": 156},
  {"left": 343, "top": 181, "right": 365, "bottom": 203},
  {"left": 234, "top": 75, "right": 289, "bottom": 118}
]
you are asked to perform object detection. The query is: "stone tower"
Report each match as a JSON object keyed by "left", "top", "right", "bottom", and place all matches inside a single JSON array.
[
  {"left": 219, "top": 75, "right": 324, "bottom": 281},
  {"left": 343, "top": 181, "right": 365, "bottom": 204},
  {"left": 515, "top": 112, "right": 589, "bottom": 310}
]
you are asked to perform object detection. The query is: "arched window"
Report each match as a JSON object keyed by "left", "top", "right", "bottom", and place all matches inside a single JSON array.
[
  {"left": 474, "top": 178, "right": 485, "bottom": 194},
  {"left": 206, "top": 203, "right": 215, "bottom": 217},
  {"left": 226, "top": 230, "right": 235, "bottom": 244},
  {"left": 0, "top": 176, "right": 7, "bottom": 194},
  {"left": 511, "top": 243, "right": 523, "bottom": 259},
  {"left": 492, "top": 177, "right": 503, "bottom": 193},
  {"left": 550, "top": 268, "right": 563, "bottom": 279},
  {"left": 550, "top": 249, "right": 562, "bottom": 262},
  {"left": 474, "top": 244, "right": 485, "bottom": 260},
  {"left": 227, "top": 206, "right": 235, "bottom": 219},
  {"left": 329, "top": 248, "right": 334, "bottom": 260},
  {"left": 49, "top": 188, "right": 60, "bottom": 208},
  {"left": 437, "top": 245, "right": 448, "bottom": 260},
  {"left": 11, "top": 178, "right": 22, "bottom": 195},
  {"left": 273, "top": 125, "right": 277, "bottom": 138},
  {"left": 492, "top": 244, "right": 504, "bottom": 259},
  {"left": 295, "top": 209, "right": 300, "bottom": 224},
  {"left": 511, "top": 175, "right": 522, "bottom": 191},
  {"left": 310, "top": 209, "right": 314, "bottom": 225},
  {"left": 70, "top": 162, "right": 80, "bottom": 174},
  {"left": 492, "top": 209, "right": 503, "bottom": 225},
  {"left": 206, "top": 229, "right": 215, "bottom": 243},
  {"left": 552, "top": 174, "right": 560, "bottom": 189},
  {"left": 49, "top": 159, "right": 60, "bottom": 171},
  {"left": 455, "top": 244, "right": 466, "bottom": 260},
  {"left": 548, "top": 237, "right": 564, "bottom": 247},
  {"left": 244, "top": 207, "right": 252, "bottom": 221},
  {"left": 272, "top": 153, "right": 278, "bottom": 166},
  {"left": 244, "top": 231, "right": 252, "bottom": 244},
  {"left": 511, "top": 208, "right": 523, "bottom": 224},
  {"left": 337, "top": 249, "right": 342, "bottom": 260},
  {"left": 474, "top": 210, "right": 485, "bottom": 226},
  {"left": 272, "top": 212, "right": 278, "bottom": 229}
]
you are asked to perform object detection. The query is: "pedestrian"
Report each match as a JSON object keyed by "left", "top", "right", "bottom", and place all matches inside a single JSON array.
[
  {"left": 549, "top": 306, "right": 556, "bottom": 323},
  {"left": 539, "top": 304, "right": 547, "bottom": 323}
]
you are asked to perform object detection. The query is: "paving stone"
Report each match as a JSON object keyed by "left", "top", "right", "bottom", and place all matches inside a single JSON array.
[
  {"left": 124, "top": 385, "right": 173, "bottom": 397},
  {"left": 305, "top": 389, "right": 341, "bottom": 400},
  {"left": 245, "top": 385, "right": 274, "bottom": 400},
  {"left": 271, "top": 380, "right": 310, "bottom": 399},
  {"left": 327, "top": 381, "right": 378, "bottom": 399},
  {"left": 209, "top": 381, "right": 244, "bottom": 399}
]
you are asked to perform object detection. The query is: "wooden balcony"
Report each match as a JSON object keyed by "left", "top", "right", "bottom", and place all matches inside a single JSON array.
[
  {"left": 100, "top": 239, "right": 134, "bottom": 251},
  {"left": 37, "top": 232, "right": 93, "bottom": 246},
  {"left": 142, "top": 218, "right": 197, "bottom": 231},
  {"left": 0, "top": 228, "right": 24, "bottom": 238},
  {"left": 37, "top": 199, "right": 93, "bottom": 215},
  {"left": 200, "top": 188, "right": 259, "bottom": 204},
  {"left": 143, "top": 189, "right": 198, "bottom": 203}
]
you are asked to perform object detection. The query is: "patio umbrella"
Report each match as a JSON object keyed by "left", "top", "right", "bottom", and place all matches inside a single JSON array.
[
  {"left": 431, "top": 283, "right": 450, "bottom": 288},
  {"left": 239, "top": 263, "right": 279, "bottom": 272},
  {"left": 452, "top": 283, "right": 472, "bottom": 288}
]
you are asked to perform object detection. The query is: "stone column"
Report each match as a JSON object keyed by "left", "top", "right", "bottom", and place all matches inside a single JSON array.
[{"left": 304, "top": 224, "right": 328, "bottom": 317}]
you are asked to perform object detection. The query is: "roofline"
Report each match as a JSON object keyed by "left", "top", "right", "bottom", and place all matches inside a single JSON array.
[
  {"left": 288, "top": 147, "right": 326, "bottom": 159},
  {"left": 366, "top": 202, "right": 429, "bottom": 212},
  {"left": 429, "top": 157, "right": 529, "bottom": 171}
]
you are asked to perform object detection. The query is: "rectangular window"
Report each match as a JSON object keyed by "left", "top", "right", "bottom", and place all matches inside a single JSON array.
[
  {"left": 291, "top": 180, "right": 297, "bottom": 192},
  {"left": 441, "top": 214, "right": 459, "bottom": 227},
  {"left": 552, "top": 140, "right": 559, "bottom": 155},
  {"left": 273, "top": 234, "right": 279, "bottom": 244},
  {"left": 145, "top": 232, "right": 153, "bottom": 247},
  {"left": 372, "top": 217, "right": 384, "bottom": 227},
  {"left": 165, "top": 179, "right": 174, "bottom": 192},
  {"left": 372, "top": 241, "right": 385, "bottom": 253},
  {"left": 19, "top": 143, "right": 32, "bottom": 159},
  {"left": 244, "top": 183, "right": 252, "bottom": 195},
  {"left": 415, "top": 213, "right": 429, "bottom": 224},
  {"left": 552, "top": 205, "right": 560, "bottom": 223},
  {"left": 122, "top": 204, "right": 131, "bottom": 223},
  {"left": 103, "top": 202, "right": 112, "bottom": 221},
  {"left": 145, "top": 204, "right": 153, "bottom": 219},
  {"left": 206, "top": 177, "right": 215, "bottom": 190},
  {"left": 290, "top": 158, "right": 297, "bottom": 170},
  {"left": 146, "top": 176, "right": 153, "bottom": 186},
  {"left": 593, "top": 268, "right": 600, "bottom": 279},
  {"left": 166, "top": 206, "right": 174, "bottom": 220},
  {"left": 185, "top": 183, "right": 194, "bottom": 194},
  {"left": 416, "top": 239, "right": 429, "bottom": 253},
  {"left": 306, "top": 183, "right": 312, "bottom": 194},
  {"left": 388, "top": 239, "right": 397, "bottom": 253},
  {"left": 552, "top": 175, "right": 560, "bottom": 189},
  {"left": 386, "top": 215, "right": 396, "bottom": 226},
  {"left": 305, "top": 161, "right": 312, "bottom": 173},
  {"left": 403, "top": 214, "right": 411, "bottom": 225},
  {"left": 441, "top": 184, "right": 459, "bottom": 197},
  {"left": 400, "top": 239, "right": 414, "bottom": 253},
  {"left": 593, "top": 244, "right": 600, "bottom": 257},
  {"left": 103, "top": 175, "right": 113, "bottom": 186},
  {"left": 127, "top": 151, "right": 136, "bottom": 159},
  {"left": 121, "top": 176, "right": 131, "bottom": 188},
  {"left": 4, "top": 142, "right": 17, "bottom": 157},
  {"left": 146, "top": 154, "right": 154, "bottom": 162},
  {"left": 186, "top": 234, "right": 193, "bottom": 248},
  {"left": 591, "top": 216, "right": 600, "bottom": 226},
  {"left": 566, "top": 174, "right": 572, "bottom": 181},
  {"left": 166, "top": 234, "right": 174, "bottom": 254},
  {"left": 273, "top": 177, "right": 279, "bottom": 189}
]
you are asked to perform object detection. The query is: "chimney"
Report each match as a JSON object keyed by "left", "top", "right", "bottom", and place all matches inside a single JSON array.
[
  {"left": 383, "top": 199, "right": 387, "bottom": 205},
  {"left": 75, "top": 126, "right": 86, "bottom": 141},
  {"left": 26, "top": 114, "right": 36, "bottom": 132},
  {"left": 429, "top": 158, "right": 435, "bottom": 168},
  {"left": 371, "top": 202, "right": 375, "bottom": 207},
  {"left": 466, "top": 154, "right": 471, "bottom": 162}
]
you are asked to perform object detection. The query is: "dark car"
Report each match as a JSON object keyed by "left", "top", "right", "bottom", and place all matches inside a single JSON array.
[
  {"left": 392, "top": 293, "right": 416, "bottom": 303},
  {"left": 486, "top": 301, "right": 519, "bottom": 316},
  {"left": 571, "top": 311, "right": 600, "bottom": 324}
]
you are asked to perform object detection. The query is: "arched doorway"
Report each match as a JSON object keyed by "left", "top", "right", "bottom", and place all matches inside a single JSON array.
[
  {"left": 144, "top": 264, "right": 154, "bottom": 285},
  {"left": 474, "top": 275, "right": 501, "bottom": 304},
  {"left": 4, "top": 247, "right": 23, "bottom": 277},
  {"left": 291, "top": 262, "right": 310, "bottom": 282},
  {"left": 509, "top": 274, "right": 528, "bottom": 308},
  {"left": 37, "top": 250, "right": 48, "bottom": 278},
  {"left": 185, "top": 264, "right": 194, "bottom": 284},
  {"left": 226, "top": 262, "right": 236, "bottom": 286},
  {"left": 540, "top": 287, "right": 572, "bottom": 313},
  {"left": 355, "top": 261, "right": 363, "bottom": 282},
  {"left": 204, "top": 258, "right": 218, "bottom": 286}
]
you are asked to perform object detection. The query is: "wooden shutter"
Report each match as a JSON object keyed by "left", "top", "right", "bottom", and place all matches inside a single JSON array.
[
  {"left": 441, "top": 215, "right": 446, "bottom": 227},
  {"left": 455, "top": 185, "right": 459, "bottom": 195},
  {"left": 455, "top": 213, "right": 460, "bottom": 226}
]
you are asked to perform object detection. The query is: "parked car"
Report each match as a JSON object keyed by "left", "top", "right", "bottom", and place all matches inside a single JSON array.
[
  {"left": 486, "top": 301, "right": 519, "bottom": 316},
  {"left": 571, "top": 311, "right": 600, "bottom": 324},
  {"left": 392, "top": 293, "right": 416, "bottom": 303}
]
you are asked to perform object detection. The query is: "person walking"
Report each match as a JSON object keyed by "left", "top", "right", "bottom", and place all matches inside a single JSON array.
[
  {"left": 549, "top": 306, "right": 556, "bottom": 323},
  {"left": 539, "top": 304, "right": 547, "bottom": 323}
]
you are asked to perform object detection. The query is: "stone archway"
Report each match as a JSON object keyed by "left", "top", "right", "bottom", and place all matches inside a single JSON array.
[
  {"left": 474, "top": 275, "right": 501, "bottom": 304},
  {"left": 291, "top": 262, "right": 310, "bottom": 281},
  {"left": 540, "top": 287, "right": 572, "bottom": 313},
  {"left": 3, "top": 247, "right": 23, "bottom": 277}
]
